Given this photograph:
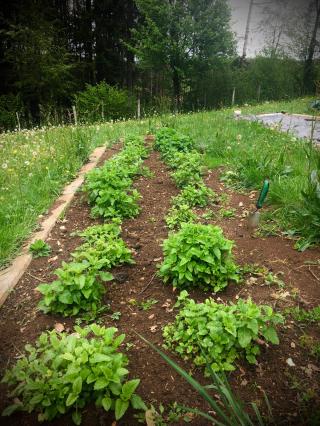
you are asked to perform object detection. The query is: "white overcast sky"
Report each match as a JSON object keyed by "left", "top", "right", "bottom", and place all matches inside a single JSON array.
[{"left": 229, "top": 0, "right": 309, "bottom": 56}]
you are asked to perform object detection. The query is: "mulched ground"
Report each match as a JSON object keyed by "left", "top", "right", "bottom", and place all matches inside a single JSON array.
[{"left": 0, "top": 142, "right": 319, "bottom": 426}]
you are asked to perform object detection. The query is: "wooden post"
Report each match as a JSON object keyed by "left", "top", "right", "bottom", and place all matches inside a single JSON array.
[
  {"left": 16, "top": 112, "right": 21, "bottom": 131},
  {"left": 101, "top": 101, "right": 104, "bottom": 121},
  {"left": 257, "top": 84, "right": 261, "bottom": 102},
  {"left": 137, "top": 97, "right": 141, "bottom": 119},
  {"left": 232, "top": 87, "right": 236, "bottom": 106},
  {"left": 72, "top": 105, "right": 78, "bottom": 125}
]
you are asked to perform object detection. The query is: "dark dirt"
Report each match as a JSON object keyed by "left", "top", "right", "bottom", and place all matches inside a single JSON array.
[{"left": 0, "top": 144, "right": 319, "bottom": 426}]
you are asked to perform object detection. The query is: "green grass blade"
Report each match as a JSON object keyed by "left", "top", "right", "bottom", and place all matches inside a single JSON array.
[{"left": 136, "top": 333, "right": 232, "bottom": 426}]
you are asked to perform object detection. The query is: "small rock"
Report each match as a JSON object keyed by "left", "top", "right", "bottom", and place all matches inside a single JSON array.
[
  {"left": 286, "top": 358, "right": 295, "bottom": 367},
  {"left": 148, "top": 314, "right": 155, "bottom": 320}
]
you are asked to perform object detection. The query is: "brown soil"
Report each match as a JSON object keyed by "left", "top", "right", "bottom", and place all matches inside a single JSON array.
[{"left": 0, "top": 145, "right": 319, "bottom": 426}]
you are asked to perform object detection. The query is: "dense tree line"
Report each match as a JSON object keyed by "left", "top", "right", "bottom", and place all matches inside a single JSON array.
[{"left": 0, "top": 0, "right": 319, "bottom": 130}]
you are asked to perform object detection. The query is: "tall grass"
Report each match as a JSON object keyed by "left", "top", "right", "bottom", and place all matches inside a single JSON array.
[{"left": 0, "top": 120, "right": 149, "bottom": 268}]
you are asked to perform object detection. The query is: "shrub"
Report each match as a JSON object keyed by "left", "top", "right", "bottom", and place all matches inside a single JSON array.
[
  {"left": 163, "top": 291, "right": 284, "bottom": 372},
  {"left": 1, "top": 325, "right": 146, "bottom": 424},
  {"left": 74, "top": 81, "right": 135, "bottom": 123},
  {"left": 165, "top": 204, "right": 197, "bottom": 230},
  {"left": 159, "top": 223, "right": 239, "bottom": 292},
  {"left": 172, "top": 183, "right": 217, "bottom": 208},
  {"left": 37, "top": 262, "right": 113, "bottom": 316}
]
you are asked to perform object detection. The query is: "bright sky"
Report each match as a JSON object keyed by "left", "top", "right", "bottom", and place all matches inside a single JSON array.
[{"left": 229, "top": 0, "right": 308, "bottom": 57}]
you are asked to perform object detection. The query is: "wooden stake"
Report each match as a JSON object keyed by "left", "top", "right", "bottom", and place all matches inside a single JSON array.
[
  {"left": 16, "top": 112, "right": 21, "bottom": 131},
  {"left": 232, "top": 87, "right": 236, "bottom": 106},
  {"left": 72, "top": 105, "right": 78, "bottom": 125}
]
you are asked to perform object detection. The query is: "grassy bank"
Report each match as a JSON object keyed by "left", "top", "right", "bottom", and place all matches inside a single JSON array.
[{"left": 0, "top": 121, "right": 149, "bottom": 268}]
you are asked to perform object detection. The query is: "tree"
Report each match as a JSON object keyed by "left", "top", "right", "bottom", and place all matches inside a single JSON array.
[{"left": 131, "top": 0, "right": 235, "bottom": 109}]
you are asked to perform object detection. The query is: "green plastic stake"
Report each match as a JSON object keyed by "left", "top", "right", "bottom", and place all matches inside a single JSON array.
[{"left": 256, "top": 179, "right": 269, "bottom": 209}]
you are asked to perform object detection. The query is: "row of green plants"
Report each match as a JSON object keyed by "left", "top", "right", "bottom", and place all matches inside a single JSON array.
[
  {"left": 37, "top": 221, "right": 133, "bottom": 317},
  {"left": 2, "top": 137, "right": 150, "bottom": 423},
  {"left": 153, "top": 128, "right": 284, "bottom": 421}
]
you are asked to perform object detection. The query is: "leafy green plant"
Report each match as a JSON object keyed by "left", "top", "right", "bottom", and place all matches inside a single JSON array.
[
  {"left": 85, "top": 167, "right": 141, "bottom": 219},
  {"left": 84, "top": 136, "right": 147, "bottom": 219},
  {"left": 163, "top": 291, "right": 284, "bottom": 372},
  {"left": 29, "top": 239, "right": 51, "bottom": 258},
  {"left": 138, "top": 332, "right": 271, "bottom": 426},
  {"left": 285, "top": 305, "right": 320, "bottom": 324},
  {"left": 37, "top": 262, "right": 113, "bottom": 316},
  {"left": 219, "top": 207, "right": 236, "bottom": 218},
  {"left": 172, "top": 183, "right": 217, "bottom": 208},
  {"left": 165, "top": 204, "right": 197, "bottom": 230},
  {"left": 154, "top": 128, "right": 194, "bottom": 155},
  {"left": 1, "top": 325, "right": 146, "bottom": 424},
  {"left": 159, "top": 223, "right": 239, "bottom": 292},
  {"left": 171, "top": 154, "right": 203, "bottom": 188},
  {"left": 128, "top": 298, "right": 158, "bottom": 311},
  {"left": 73, "top": 234, "right": 133, "bottom": 271},
  {"left": 110, "top": 311, "right": 122, "bottom": 321}
]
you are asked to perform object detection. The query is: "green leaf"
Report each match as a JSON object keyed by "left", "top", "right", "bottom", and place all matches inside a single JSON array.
[
  {"left": 94, "top": 378, "right": 109, "bottom": 390},
  {"left": 237, "top": 328, "right": 252, "bottom": 348},
  {"left": 121, "top": 379, "right": 140, "bottom": 400},
  {"left": 115, "top": 399, "right": 129, "bottom": 420},
  {"left": 263, "top": 327, "right": 279, "bottom": 345},
  {"left": 131, "top": 394, "right": 147, "bottom": 411},
  {"left": 101, "top": 396, "right": 112, "bottom": 411},
  {"left": 66, "top": 393, "right": 78, "bottom": 407},
  {"left": 2, "top": 404, "right": 21, "bottom": 416},
  {"left": 99, "top": 271, "right": 114, "bottom": 282},
  {"left": 72, "top": 411, "right": 82, "bottom": 425},
  {"left": 72, "top": 376, "right": 82, "bottom": 395}
]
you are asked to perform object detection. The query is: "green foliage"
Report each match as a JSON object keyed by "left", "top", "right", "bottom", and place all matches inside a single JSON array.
[
  {"left": 29, "top": 239, "right": 51, "bottom": 258},
  {"left": 165, "top": 205, "right": 197, "bottom": 230},
  {"left": 1, "top": 325, "right": 146, "bottom": 423},
  {"left": 37, "top": 221, "right": 133, "bottom": 317},
  {"left": 85, "top": 136, "right": 147, "bottom": 219},
  {"left": 75, "top": 82, "right": 135, "bottom": 123},
  {"left": 132, "top": 0, "right": 235, "bottom": 105},
  {"left": 154, "top": 128, "right": 195, "bottom": 155},
  {"left": 172, "top": 183, "right": 217, "bottom": 208},
  {"left": 285, "top": 305, "right": 320, "bottom": 324},
  {"left": 129, "top": 298, "right": 159, "bottom": 311},
  {"left": 159, "top": 223, "right": 239, "bottom": 292},
  {"left": 163, "top": 291, "right": 284, "bottom": 372},
  {"left": 73, "top": 224, "right": 134, "bottom": 271},
  {"left": 37, "top": 262, "right": 113, "bottom": 317}
]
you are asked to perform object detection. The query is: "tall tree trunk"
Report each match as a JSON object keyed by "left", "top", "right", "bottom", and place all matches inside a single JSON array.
[{"left": 304, "top": 0, "right": 320, "bottom": 93}]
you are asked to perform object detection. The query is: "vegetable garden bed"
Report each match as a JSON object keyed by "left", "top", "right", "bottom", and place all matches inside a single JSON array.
[{"left": 0, "top": 130, "right": 319, "bottom": 425}]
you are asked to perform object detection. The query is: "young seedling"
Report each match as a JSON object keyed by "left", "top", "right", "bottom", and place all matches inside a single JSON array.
[{"left": 29, "top": 240, "right": 51, "bottom": 258}]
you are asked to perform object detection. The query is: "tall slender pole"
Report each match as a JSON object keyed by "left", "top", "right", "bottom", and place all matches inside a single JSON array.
[{"left": 241, "top": 0, "right": 254, "bottom": 64}]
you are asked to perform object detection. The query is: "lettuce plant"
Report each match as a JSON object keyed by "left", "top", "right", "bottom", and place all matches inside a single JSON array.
[{"left": 159, "top": 223, "right": 239, "bottom": 292}]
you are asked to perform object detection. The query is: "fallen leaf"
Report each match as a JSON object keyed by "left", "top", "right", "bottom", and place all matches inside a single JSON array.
[
  {"left": 48, "top": 255, "right": 58, "bottom": 263},
  {"left": 145, "top": 409, "right": 156, "bottom": 426},
  {"left": 54, "top": 323, "right": 65, "bottom": 333},
  {"left": 148, "top": 314, "right": 155, "bottom": 320}
]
